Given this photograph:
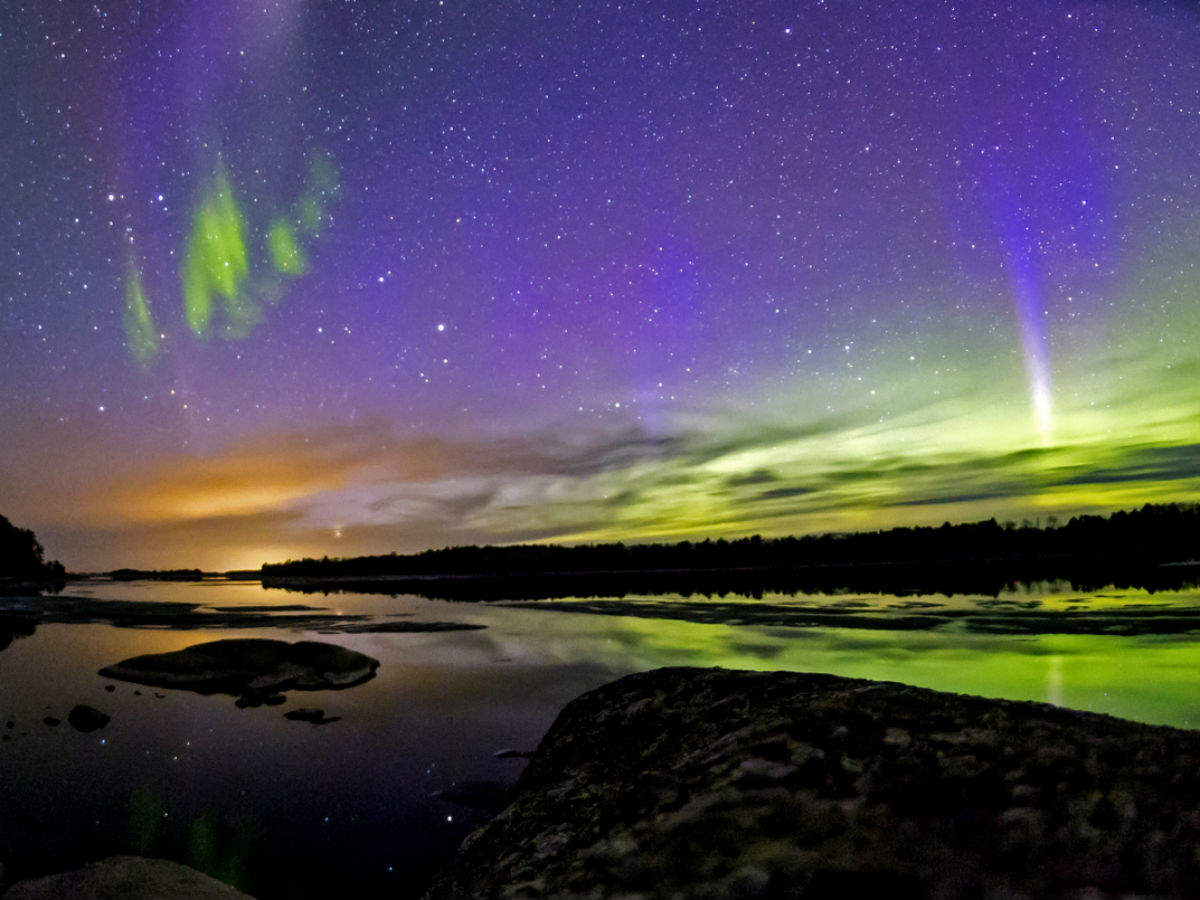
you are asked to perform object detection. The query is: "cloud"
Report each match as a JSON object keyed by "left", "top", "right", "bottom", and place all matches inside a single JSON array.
[
  {"left": 756, "top": 486, "right": 817, "bottom": 501},
  {"left": 722, "top": 469, "right": 779, "bottom": 488},
  {"left": 23, "top": 382, "right": 1200, "bottom": 570}
]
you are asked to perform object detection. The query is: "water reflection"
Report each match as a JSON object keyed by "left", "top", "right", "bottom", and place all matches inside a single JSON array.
[
  {"left": 2, "top": 579, "right": 1200, "bottom": 898},
  {"left": 491, "top": 588, "right": 1200, "bottom": 635},
  {"left": 263, "top": 564, "right": 1200, "bottom": 602}
]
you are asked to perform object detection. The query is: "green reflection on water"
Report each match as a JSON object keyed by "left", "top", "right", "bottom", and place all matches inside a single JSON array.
[
  {"left": 129, "top": 784, "right": 166, "bottom": 856},
  {"left": 518, "top": 588, "right": 1200, "bottom": 730}
]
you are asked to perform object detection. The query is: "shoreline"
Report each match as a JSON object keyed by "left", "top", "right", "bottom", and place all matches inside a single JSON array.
[{"left": 260, "top": 558, "right": 1200, "bottom": 600}]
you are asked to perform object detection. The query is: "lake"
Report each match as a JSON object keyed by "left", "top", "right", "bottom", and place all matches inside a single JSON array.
[{"left": 3, "top": 578, "right": 1200, "bottom": 897}]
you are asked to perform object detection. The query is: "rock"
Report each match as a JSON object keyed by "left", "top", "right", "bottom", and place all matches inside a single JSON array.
[
  {"left": 424, "top": 667, "right": 1200, "bottom": 899},
  {"left": 736, "top": 757, "right": 799, "bottom": 785},
  {"left": 67, "top": 705, "right": 109, "bottom": 733},
  {"left": 494, "top": 748, "right": 533, "bottom": 759},
  {"left": 103, "top": 684, "right": 115, "bottom": 692},
  {"left": 98, "top": 638, "right": 380, "bottom": 703},
  {"left": 282, "top": 708, "right": 339, "bottom": 725},
  {"left": 4, "top": 855, "right": 253, "bottom": 898},
  {"left": 42, "top": 716, "right": 59, "bottom": 727}
]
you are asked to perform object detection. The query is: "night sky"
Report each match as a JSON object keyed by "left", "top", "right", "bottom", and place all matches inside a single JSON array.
[{"left": 2, "top": 1, "right": 1198, "bottom": 571}]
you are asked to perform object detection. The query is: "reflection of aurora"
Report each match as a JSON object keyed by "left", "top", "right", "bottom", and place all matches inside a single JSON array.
[{"left": 124, "top": 152, "right": 338, "bottom": 363}]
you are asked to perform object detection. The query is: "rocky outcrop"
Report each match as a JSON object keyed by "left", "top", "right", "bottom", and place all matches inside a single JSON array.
[
  {"left": 98, "top": 638, "right": 379, "bottom": 700},
  {"left": 3, "top": 855, "right": 252, "bottom": 898},
  {"left": 425, "top": 667, "right": 1200, "bottom": 898}
]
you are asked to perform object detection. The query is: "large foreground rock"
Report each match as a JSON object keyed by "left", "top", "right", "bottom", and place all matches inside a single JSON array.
[
  {"left": 425, "top": 667, "right": 1200, "bottom": 898},
  {"left": 98, "top": 638, "right": 379, "bottom": 698},
  {"left": 4, "top": 855, "right": 252, "bottom": 899}
]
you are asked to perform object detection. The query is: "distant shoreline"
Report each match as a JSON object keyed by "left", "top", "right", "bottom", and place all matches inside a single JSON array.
[
  {"left": 260, "top": 557, "right": 1200, "bottom": 601},
  {"left": 49, "top": 504, "right": 1200, "bottom": 600},
  {"left": 256, "top": 503, "right": 1200, "bottom": 599}
]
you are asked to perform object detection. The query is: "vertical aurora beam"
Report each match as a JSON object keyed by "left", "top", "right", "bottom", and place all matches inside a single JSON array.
[
  {"left": 993, "top": 198, "right": 1055, "bottom": 446},
  {"left": 1008, "top": 262, "right": 1054, "bottom": 444}
]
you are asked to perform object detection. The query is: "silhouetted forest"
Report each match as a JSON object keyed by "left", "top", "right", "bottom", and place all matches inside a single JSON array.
[
  {"left": 0, "top": 514, "right": 65, "bottom": 591},
  {"left": 270, "top": 562, "right": 1200, "bottom": 602},
  {"left": 107, "top": 568, "right": 204, "bottom": 581},
  {"left": 261, "top": 503, "right": 1200, "bottom": 599}
]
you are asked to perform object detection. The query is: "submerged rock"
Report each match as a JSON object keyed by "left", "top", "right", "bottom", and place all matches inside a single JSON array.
[
  {"left": 282, "top": 707, "right": 340, "bottom": 725},
  {"left": 97, "top": 639, "right": 379, "bottom": 701},
  {"left": 4, "top": 855, "right": 252, "bottom": 898},
  {"left": 425, "top": 667, "right": 1200, "bottom": 899},
  {"left": 67, "top": 705, "right": 109, "bottom": 733},
  {"left": 234, "top": 692, "right": 287, "bottom": 709}
]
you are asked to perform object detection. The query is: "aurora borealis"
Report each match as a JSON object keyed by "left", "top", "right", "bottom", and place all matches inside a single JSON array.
[{"left": 1, "top": 1, "right": 1198, "bottom": 571}]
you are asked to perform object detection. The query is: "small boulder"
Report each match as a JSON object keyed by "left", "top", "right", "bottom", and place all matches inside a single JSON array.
[
  {"left": 3, "top": 855, "right": 252, "bottom": 899},
  {"left": 68, "top": 705, "right": 109, "bottom": 733}
]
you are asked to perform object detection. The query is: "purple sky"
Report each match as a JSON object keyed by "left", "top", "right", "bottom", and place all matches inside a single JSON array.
[{"left": 2, "top": 1, "right": 1199, "bottom": 569}]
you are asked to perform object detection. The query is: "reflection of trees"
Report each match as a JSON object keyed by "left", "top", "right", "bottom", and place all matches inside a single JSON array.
[{"left": 0, "top": 614, "right": 37, "bottom": 653}]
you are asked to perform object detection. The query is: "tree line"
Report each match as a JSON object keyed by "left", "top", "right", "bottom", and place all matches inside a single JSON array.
[
  {"left": 262, "top": 502, "right": 1200, "bottom": 580},
  {"left": 0, "top": 514, "right": 66, "bottom": 588}
]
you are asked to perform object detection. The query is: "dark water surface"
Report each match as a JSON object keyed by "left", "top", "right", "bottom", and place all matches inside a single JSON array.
[{"left": 3, "top": 579, "right": 1200, "bottom": 897}]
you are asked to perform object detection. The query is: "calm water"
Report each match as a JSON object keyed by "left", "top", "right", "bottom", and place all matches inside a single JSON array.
[{"left": 3, "top": 579, "right": 1200, "bottom": 897}]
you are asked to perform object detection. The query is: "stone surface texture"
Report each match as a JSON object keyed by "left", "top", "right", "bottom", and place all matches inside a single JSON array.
[
  {"left": 97, "top": 638, "right": 378, "bottom": 697},
  {"left": 425, "top": 667, "right": 1200, "bottom": 899}
]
